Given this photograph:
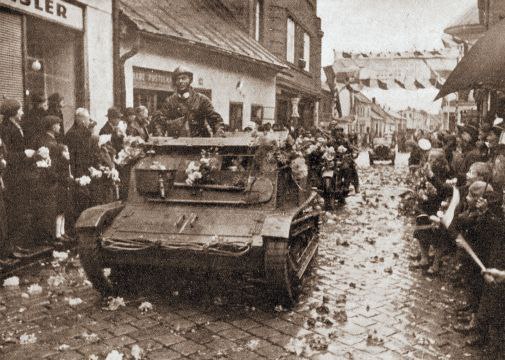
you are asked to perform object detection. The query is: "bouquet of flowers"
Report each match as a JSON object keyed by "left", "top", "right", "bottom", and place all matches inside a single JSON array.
[
  {"left": 100, "top": 166, "right": 120, "bottom": 183},
  {"left": 35, "top": 147, "right": 51, "bottom": 168},
  {"left": 88, "top": 166, "right": 103, "bottom": 179},
  {"left": 185, "top": 149, "right": 219, "bottom": 186},
  {"left": 75, "top": 175, "right": 91, "bottom": 187},
  {"left": 114, "top": 136, "right": 145, "bottom": 167}
]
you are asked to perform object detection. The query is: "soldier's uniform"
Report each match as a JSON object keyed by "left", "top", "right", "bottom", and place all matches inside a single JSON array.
[{"left": 160, "top": 67, "right": 224, "bottom": 137}]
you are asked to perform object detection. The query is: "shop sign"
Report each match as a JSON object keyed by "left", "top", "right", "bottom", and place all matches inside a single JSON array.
[
  {"left": 133, "top": 67, "right": 173, "bottom": 91},
  {"left": 1, "top": 0, "right": 83, "bottom": 31}
]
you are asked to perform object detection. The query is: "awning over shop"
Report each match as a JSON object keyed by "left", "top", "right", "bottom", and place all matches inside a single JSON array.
[{"left": 436, "top": 19, "right": 505, "bottom": 100}]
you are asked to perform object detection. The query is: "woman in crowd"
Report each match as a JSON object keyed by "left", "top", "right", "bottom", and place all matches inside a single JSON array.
[{"left": 0, "top": 100, "right": 35, "bottom": 251}]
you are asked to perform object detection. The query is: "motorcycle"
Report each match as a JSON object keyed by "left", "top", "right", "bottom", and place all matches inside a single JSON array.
[{"left": 321, "top": 152, "right": 357, "bottom": 210}]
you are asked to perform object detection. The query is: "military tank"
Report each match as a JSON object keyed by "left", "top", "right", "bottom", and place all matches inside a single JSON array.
[{"left": 76, "top": 132, "right": 320, "bottom": 305}]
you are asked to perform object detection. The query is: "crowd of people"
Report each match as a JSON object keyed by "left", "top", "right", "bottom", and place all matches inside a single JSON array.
[
  {"left": 0, "top": 95, "right": 152, "bottom": 266},
  {"left": 401, "top": 120, "right": 505, "bottom": 347}
]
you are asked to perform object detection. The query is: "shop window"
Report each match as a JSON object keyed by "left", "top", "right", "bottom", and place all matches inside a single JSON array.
[
  {"left": 286, "top": 18, "right": 295, "bottom": 63},
  {"left": 229, "top": 102, "right": 243, "bottom": 131},
  {"left": 25, "top": 16, "right": 82, "bottom": 131},
  {"left": 251, "top": 104, "right": 264, "bottom": 124}
]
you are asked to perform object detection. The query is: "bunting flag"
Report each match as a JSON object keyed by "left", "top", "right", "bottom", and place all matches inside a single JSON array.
[
  {"left": 414, "top": 50, "right": 423, "bottom": 56},
  {"left": 414, "top": 79, "right": 425, "bottom": 89},
  {"left": 361, "top": 53, "right": 369, "bottom": 58},
  {"left": 394, "top": 79, "right": 406, "bottom": 89},
  {"left": 377, "top": 79, "right": 388, "bottom": 90},
  {"left": 342, "top": 52, "right": 352, "bottom": 58},
  {"left": 323, "top": 65, "right": 336, "bottom": 92}
]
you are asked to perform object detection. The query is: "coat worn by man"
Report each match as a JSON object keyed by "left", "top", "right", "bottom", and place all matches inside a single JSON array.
[
  {"left": 0, "top": 137, "right": 10, "bottom": 257},
  {"left": 65, "top": 123, "right": 94, "bottom": 215},
  {"left": 161, "top": 89, "right": 224, "bottom": 137},
  {"left": 23, "top": 107, "right": 48, "bottom": 148}
]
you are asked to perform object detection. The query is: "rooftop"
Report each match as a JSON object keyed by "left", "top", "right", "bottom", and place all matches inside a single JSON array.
[{"left": 120, "top": 0, "right": 286, "bottom": 69}]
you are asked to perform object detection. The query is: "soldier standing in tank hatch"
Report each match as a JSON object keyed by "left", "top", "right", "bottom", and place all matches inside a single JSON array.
[{"left": 160, "top": 67, "right": 225, "bottom": 137}]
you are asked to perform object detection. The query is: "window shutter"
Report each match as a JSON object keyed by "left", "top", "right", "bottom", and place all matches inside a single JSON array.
[{"left": 0, "top": 10, "right": 24, "bottom": 106}]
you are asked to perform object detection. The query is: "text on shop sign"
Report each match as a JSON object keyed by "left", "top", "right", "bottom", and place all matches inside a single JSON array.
[{"left": 1, "top": 0, "right": 83, "bottom": 31}]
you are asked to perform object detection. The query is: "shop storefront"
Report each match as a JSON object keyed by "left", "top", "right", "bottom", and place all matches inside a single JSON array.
[{"left": 0, "top": 0, "right": 114, "bottom": 131}]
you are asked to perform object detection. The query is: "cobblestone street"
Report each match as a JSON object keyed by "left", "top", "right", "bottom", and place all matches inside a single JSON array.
[{"left": 0, "top": 153, "right": 498, "bottom": 360}]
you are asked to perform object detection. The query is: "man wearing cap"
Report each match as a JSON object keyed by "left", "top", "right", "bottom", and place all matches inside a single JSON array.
[
  {"left": 161, "top": 67, "right": 224, "bottom": 137},
  {"left": 100, "top": 107, "right": 125, "bottom": 152},
  {"left": 0, "top": 99, "right": 36, "bottom": 251}
]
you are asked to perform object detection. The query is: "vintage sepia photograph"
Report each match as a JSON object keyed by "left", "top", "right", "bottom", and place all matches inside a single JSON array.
[{"left": 0, "top": 0, "right": 504, "bottom": 358}]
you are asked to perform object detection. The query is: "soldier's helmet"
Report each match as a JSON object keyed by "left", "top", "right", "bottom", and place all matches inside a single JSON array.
[{"left": 172, "top": 66, "right": 194, "bottom": 83}]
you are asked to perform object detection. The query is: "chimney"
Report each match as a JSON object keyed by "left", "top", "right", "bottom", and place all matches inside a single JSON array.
[{"left": 372, "top": 97, "right": 376, "bottom": 104}]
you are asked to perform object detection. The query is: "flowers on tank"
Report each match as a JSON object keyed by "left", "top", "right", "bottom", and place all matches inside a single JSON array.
[
  {"left": 114, "top": 136, "right": 145, "bottom": 167},
  {"left": 184, "top": 149, "right": 219, "bottom": 186}
]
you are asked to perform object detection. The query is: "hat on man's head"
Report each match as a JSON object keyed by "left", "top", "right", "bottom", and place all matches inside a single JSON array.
[
  {"left": 0, "top": 99, "right": 21, "bottom": 118},
  {"left": 42, "top": 115, "right": 61, "bottom": 130},
  {"left": 31, "top": 92, "right": 46, "bottom": 104},
  {"left": 106, "top": 107, "right": 122, "bottom": 119},
  {"left": 172, "top": 66, "right": 193, "bottom": 83},
  {"left": 48, "top": 93, "right": 63, "bottom": 104},
  {"left": 125, "top": 107, "right": 135, "bottom": 117}
]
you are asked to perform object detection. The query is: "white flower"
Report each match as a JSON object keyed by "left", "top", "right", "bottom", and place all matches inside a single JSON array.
[
  {"left": 66, "top": 297, "right": 83, "bottom": 306},
  {"left": 37, "top": 146, "right": 50, "bottom": 159},
  {"left": 131, "top": 344, "right": 143, "bottom": 360},
  {"left": 185, "top": 161, "right": 200, "bottom": 174},
  {"left": 19, "top": 333, "right": 37, "bottom": 345},
  {"left": 47, "top": 274, "right": 65, "bottom": 287},
  {"left": 200, "top": 157, "right": 210, "bottom": 166},
  {"left": 3, "top": 276, "right": 19, "bottom": 287},
  {"left": 52, "top": 250, "right": 69, "bottom": 261},
  {"left": 36, "top": 160, "right": 50, "bottom": 168},
  {"left": 76, "top": 176, "right": 91, "bottom": 186},
  {"left": 109, "top": 168, "right": 120, "bottom": 182},
  {"left": 337, "top": 145, "right": 348, "bottom": 154},
  {"left": 88, "top": 167, "right": 103, "bottom": 179},
  {"left": 104, "top": 297, "right": 126, "bottom": 311},
  {"left": 98, "top": 134, "right": 112, "bottom": 147},
  {"left": 138, "top": 301, "right": 153, "bottom": 312},
  {"left": 27, "top": 284, "right": 42, "bottom": 295},
  {"left": 105, "top": 350, "right": 124, "bottom": 360}
]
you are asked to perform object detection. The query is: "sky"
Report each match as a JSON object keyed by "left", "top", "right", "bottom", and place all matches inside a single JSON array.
[{"left": 317, "top": 0, "right": 475, "bottom": 113}]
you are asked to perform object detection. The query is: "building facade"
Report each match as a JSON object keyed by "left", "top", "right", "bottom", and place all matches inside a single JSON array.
[
  {"left": 222, "top": 0, "right": 323, "bottom": 128},
  {"left": 0, "top": 0, "right": 114, "bottom": 131},
  {"left": 119, "top": 0, "right": 284, "bottom": 131}
]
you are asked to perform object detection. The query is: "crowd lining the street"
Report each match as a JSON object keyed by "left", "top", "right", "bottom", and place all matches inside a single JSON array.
[
  {"left": 0, "top": 95, "right": 151, "bottom": 265},
  {"left": 400, "top": 121, "right": 505, "bottom": 347}
]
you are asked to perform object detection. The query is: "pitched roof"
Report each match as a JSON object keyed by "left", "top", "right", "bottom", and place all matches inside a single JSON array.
[
  {"left": 353, "top": 92, "right": 372, "bottom": 104},
  {"left": 120, "top": 0, "right": 285, "bottom": 69}
]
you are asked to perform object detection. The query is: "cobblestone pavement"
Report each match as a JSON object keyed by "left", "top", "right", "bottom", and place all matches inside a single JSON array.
[{"left": 0, "top": 152, "right": 499, "bottom": 359}]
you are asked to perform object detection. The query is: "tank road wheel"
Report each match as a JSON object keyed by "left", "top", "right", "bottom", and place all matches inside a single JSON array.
[
  {"left": 264, "top": 238, "right": 300, "bottom": 306},
  {"left": 78, "top": 232, "right": 114, "bottom": 297}
]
